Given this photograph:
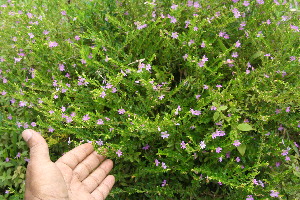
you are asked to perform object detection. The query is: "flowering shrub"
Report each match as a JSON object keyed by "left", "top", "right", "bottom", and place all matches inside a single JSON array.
[{"left": 0, "top": 0, "right": 299, "bottom": 199}]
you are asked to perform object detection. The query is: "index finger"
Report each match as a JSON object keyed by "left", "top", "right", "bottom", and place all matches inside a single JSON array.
[{"left": 55, "top": 143, "right": 96, "bottom": 169}]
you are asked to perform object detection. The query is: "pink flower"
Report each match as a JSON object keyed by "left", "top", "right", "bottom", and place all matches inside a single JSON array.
[
  {"left": 161, "top": 180, "right": 167, "bottom": 187},
  {"left": 216, "top": 147, "right": 222, "bottom": 153},
  {"left": 155, "top": 159, "right": 160, "bottom": 166},
  {"left": 270, "top": 190, "right": 279, "bottom": 197},
  {"left": 118, "top": 109, "right": 126, "bottom": 114},
  {"left": 233, "top": 140, "right": 241, "bottom": 147},
  {"left": 75, "top": 35, "right": 80, "bottom": 40},
  {"left": 82, "top": 114, "right": 90, "bottom": 121},
  {"left": 49, "top": 41, "right": 58, "bottom": 48},
  {"left": 100, "top": 91, "right": 106, "bottom": 98},
  {"left": 59, "top": 64, "right": 65, "bottom": 71},
  {"left": 243, "top": 1, "right": 250, "bottom": 6},
  {"left": 190, "top": 109, "right": 201, "bottom": 115},
  {"left": 43, "top": 30, "right": 49, "bottom": 35},
  {"left": 161, "top": 131, "right": 169, "bottom": 139},
  {"left": 180, "top": 141, "right": 186, "bottom": 149},
  {"left": 19, "top": 101, "right": 27, "bottom": 107},
  {"left": 171, "top": 32, "right": 178, "bottom": 39},
  {"left": 116, "top": 150, "right": 122, "bottom": 157},
  {"left": 257, "top": 0, "right": 264, "bottom": 4},
  {"left": 97, "top": 119, "right": 104, "bottom": 125}
]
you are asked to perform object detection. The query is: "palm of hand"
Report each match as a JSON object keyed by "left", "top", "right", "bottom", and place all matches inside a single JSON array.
[{"left": 24, "top": 143, "right": 114, "bottom": 200}]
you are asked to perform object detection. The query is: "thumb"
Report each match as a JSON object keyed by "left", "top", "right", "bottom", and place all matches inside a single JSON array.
[{"left": 22, "top": 129, "right": 51, "bottom": 163}]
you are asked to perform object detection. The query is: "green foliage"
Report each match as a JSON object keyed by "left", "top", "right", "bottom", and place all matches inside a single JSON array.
[{"left": 0, "top": 0, "right": 299, "bottom": 199}]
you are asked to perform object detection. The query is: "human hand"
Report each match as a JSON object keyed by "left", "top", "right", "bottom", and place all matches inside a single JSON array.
[{"left": 22, "top": 129, "right": 115, "bottom": 200}]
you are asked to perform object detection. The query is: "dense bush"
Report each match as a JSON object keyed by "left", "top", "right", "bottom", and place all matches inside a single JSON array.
[{"left": 0, "top": 0, "right": 299, "bottom": 199}]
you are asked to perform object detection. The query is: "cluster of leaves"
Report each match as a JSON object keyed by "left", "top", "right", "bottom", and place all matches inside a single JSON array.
[{"left": 0, "top": 0, "right": 299, "bottom": 199}]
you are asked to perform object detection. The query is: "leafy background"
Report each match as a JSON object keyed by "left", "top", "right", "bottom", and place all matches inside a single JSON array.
[{"left": 0, "top": 0, "right": 299, "bottom": 199}]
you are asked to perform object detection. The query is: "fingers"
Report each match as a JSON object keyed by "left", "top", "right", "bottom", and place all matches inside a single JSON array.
[
  {"left": 55, "top": 143, "right": 94, "bottom": 169},
  {"left": 22, "top": 129, "right": 51, "bottom": 163},
  {"left": 91, "top": 175, "right": 115, "bottom": 200},
  {"left": 82, "top": 159, "right": 114, "bottom": 193},
  {"left": 73, "top": 151, "right": 106, "bottom": 181}
]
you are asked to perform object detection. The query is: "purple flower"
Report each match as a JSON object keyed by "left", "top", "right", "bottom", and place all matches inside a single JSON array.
[
  {"left": 137, "top": 24, "right": 147, "bottom": 30},
  {"left": 170, "top": 17, "right": 177, "bottom": 23},
  {"left": 232, "top": 52, "right": 238, "bottom": 58},
  {"left": 235, "top": 40, "right": 241, "bottom": 48},
  {"left": 116, "top": 149, "right": 122, "bottom": 157},
  {"left": 198, "top": 61, "right": 205, "bottom": 67},
  {"left": 43, "top": 30, "right": 49, "bottom": 35},
  {"left": 171, "top": 4, "right": 178, "bottom": 9},
  {"left": 216, "top": 84, "right": 222, "bottom": 88},
  {"left": 96, "top": 139, "right": 103, "bottom": 146},
  {"left": 171, "top": 32, "right": 178, "bottom": 39},
  {"left": 48, "top": 127, "right": 55, "bottom": 132},
  {"left": 270, "top": 190, "right": 279, "bottom": 197},
  {"left": 285, "top": 156, "right": 290, "bottom": 161},
  {"left": 246, "top": 195, "right": 254, "bottom": 200},
  {"left": 190, "top": 109, "right": 201, "bottom": 115},
  {"left": 82, "top": 114, "right": 90, "bottom": 121},
  {"left": 161, "top": 131, "right": 169, "bottom": 139},
  {"left": 97, "top": 119, "right": 104, "bottom": 125},
  {"left": 236, "top": 157, "right": 240, "bottom": 162},
  {"left": 212, "top": 130, "right": 226, "bottom": 139},
  {"left": 5, "top": 157, "right": 10, "bottom": 162},
  {"left": 161, "top": 162, "right": 167, "bottom": 169},
  {"left": 180, "top": 141, "right": 186, "bottom": 149},
  {"left": 49, "top": 41, "right": 58, "bottom": 48},
  {"left": 233, "top": 140, "right": 241, "bottom": 147},
  {"left": 286, "top": 107, "right": 290, "bottom": 112},
  {"left": 257, "top": 0, "right": 264, "bottom": 4},
  {"left": 75, "top": 35, "right": 80, "bottom": 40},
  {"left": 216, "top": 147, "right": 222, "bottom": 153},
  {"left": 155, "top": 159, "right": 160, "bottom": 166},
  {"left": 28, "top": 33, "right": 34, "bottom": 39},
  {"left": 118, "top": 109, "right": 126, "bottom": 114},
  {"left": 243, "top": 1, "right": 250, "bottom": 6},
  {"left": 142, "top": 144, "right": 150, "bottom": 150},
  {"left": 59, "top": 64, "right": 65, "bottom": 71},
  {"left": 183, "top": 54, "right": 188, "bottom": 60},
  {"left": 19, "top": 101, "right": 27, "bottom": 107},
  {"left": 100, "top": 91, "right": 106, "bottom": 98},
  {"left": 211, "top": 106, "right": 217, "bottom": 110},
  {"left": 161, "top": 179, "right": 167, "bottom": 187},
  {"left": 281, "top": 150, "right": 288, "bottom": 156},
  {"left": 200, "top": 141, "right": 206, "bottom": 149},
  {"left": 158, "top": 95, "right": 165, "bottom": 100},
  {"left": 232, "top": 8, "right": 241, "bottom": 18}
]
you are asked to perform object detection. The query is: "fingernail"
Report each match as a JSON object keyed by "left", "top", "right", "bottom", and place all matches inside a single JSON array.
[{"left": 22, "top": 130, "right": 33, "bottom": 142}]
